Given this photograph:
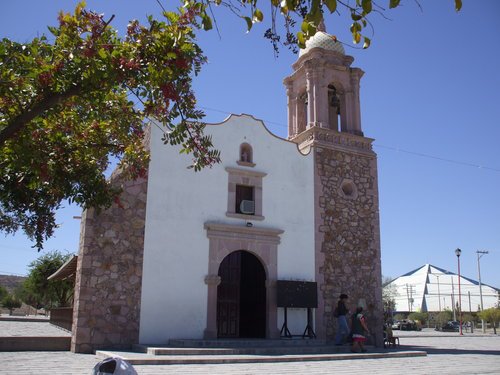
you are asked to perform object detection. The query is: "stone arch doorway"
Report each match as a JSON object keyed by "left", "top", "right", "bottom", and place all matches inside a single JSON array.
[{"left": 217, "top": 250, "right": 266, "bottom": 338}]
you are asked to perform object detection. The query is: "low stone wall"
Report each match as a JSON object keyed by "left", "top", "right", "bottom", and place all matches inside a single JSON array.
[
  {"left": 0, "top": 337, "right": 70, "bottom": 351},
  {"left": 50, "top": 307, "right": 73, "bottom": 331}
]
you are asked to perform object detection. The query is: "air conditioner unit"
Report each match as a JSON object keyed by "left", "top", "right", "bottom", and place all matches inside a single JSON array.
[{"left": 240, "top": 200, "right": 255, "bottom": 215}]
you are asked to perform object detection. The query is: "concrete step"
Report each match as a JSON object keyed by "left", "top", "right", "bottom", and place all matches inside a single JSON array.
[
  {"left": 134, "top": 343, "right": 357, "bottom": 356},
  {"left": 168, "top": 338, "right": 328, "bottom": 348},
  {"left": 95, "top": 349, "right": 427, "bottom": 365}
]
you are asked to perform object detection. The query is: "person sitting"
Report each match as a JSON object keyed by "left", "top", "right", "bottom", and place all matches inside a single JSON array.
[{"left": 385, "top": 325, "right": 399, "bottom": 347}]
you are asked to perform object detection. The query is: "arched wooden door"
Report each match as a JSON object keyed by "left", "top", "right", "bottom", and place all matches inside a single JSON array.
[{"left": 217, "top": 250, "right": 266, "bottom": 338}]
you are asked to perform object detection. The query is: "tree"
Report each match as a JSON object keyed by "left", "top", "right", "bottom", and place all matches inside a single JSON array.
[
  {"left": 408, "top": 311, "right": 428, "bottom": 325},
  {"left": 435, "top": 310, "right": 452, "bottom": 328},
  {"left": 1, "top": 2, "right": 219, "bottom": 250},
  {"left": 1, "top": 1, "right": 463, "bottom": 250},
  {"left": 22, "top": 250, "right": 74, "bottom": 309},
  {"left": 478, "top": 308, "right": 500, "bottom": 334},
  {"left": 0, "top": 285, "right": 8, "bottom": 301},
  {"left": 382, "top": 276, "right": 398, "bottom": 321},
  {"left": 1, "top": 294, "right": 22, "bottom": 315}
]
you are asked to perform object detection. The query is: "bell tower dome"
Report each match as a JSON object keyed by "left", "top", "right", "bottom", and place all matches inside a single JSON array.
[{"left": 284, "top": 27, "right": 364, "bottom": 139}]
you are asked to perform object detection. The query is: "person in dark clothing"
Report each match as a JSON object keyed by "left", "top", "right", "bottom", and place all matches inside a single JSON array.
[
  {"left": 350, "top": 306, "right": 370, "bottom": 353},
  {"left": 334, "top": 293, "right": 350, "bottom": 345}
]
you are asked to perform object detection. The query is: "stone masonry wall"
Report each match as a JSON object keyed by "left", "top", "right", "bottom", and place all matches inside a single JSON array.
[
  {"left": 71, "top": 173, "right": 148, "bottom": 353},
  {"left": 315, "top": 146, "right": 383, "bottom": 346}
]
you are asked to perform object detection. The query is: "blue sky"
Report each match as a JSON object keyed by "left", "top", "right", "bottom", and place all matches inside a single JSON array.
[{"left": 1, "top": 1, "right": 499, "bottom": 289}]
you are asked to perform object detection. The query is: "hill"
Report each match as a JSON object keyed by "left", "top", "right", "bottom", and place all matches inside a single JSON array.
[{"left": 0, "top": 274, "right": 26, "bottom": 293}]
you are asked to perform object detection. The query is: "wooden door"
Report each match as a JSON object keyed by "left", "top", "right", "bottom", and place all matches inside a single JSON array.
[
  {"left": 217, "top": 250, "right": 267, "bottom": 338},
  {"left": 217, "top": 251, "right": 241, "bottom": 338}
]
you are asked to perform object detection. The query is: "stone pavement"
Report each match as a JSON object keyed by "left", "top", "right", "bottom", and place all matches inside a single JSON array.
[{"left": 0, "top": 323, "right": 499, "bottom": 375}]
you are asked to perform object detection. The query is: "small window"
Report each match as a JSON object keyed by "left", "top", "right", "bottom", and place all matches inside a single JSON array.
[
  {"left": 240, "top": 143, "right": 253, "bottom": 163},
  {"left": 236, "top": 185, "right": 254, "bottom": 215},
  {"left": 225, "top": 166, "right": 265, "bottom": 220}
]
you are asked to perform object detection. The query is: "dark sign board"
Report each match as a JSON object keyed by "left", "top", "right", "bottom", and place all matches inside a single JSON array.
[{"left": 277, "top": 280, "right": 318, "bottom": 308}]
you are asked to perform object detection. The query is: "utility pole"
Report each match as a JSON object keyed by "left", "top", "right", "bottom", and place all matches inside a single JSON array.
[
  {"left": 405, "top": 283, "right": 416, "bottom": 312},
  {"left": 477, "top": 250, "right": 489, "bottom": 333},
  {"left": 436, "top": 274, "right": 442, "bottom": 312}
]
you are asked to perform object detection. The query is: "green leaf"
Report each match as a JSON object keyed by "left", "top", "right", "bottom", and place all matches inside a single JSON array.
[
  {"left": 243, "top": 16, "right": 252, "bottom": 32},
  {"left": 353, "top": 32, "right": 361, "bottom": 44},
  {"left": 324, "top": 0, "right": 337, "bottom": 13},
  {"left": 202, "top": 15, "right": 213, "bottom": 31},
  {"left": 455, "top": 0, "right": 462, "bottom": 11},
  {"left": 47, "top": 26, "right": 59, "bottom": 37},
  {"left": 301, "top": 21, "right": 309, "bottom": 33},
  {"left": 389, "top": 0, "right": 400, "bottom": 9},
  {"left": 361, "top": 0, "right": 372, "bottom": 14},
  {"left": 253, "top": 9, "right": 264, "bottom": 23},
  {"left": 351, "top": 13, "right": 363, "bottom": 21},
  {"left": 297, "top": 31, "right": 306, "bottom": 48},
  {"left": 362, "top": 36, "right": 371, "bottom": 49}
]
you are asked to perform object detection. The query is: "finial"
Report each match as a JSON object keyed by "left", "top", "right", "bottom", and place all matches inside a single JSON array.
[{"left": 317, "top": 20, "right": 326, "bottom": 32}]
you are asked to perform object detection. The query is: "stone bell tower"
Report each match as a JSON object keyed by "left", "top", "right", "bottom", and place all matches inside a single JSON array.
[{"left": 284, "top": 25, "right": 384, "bottom": 345}]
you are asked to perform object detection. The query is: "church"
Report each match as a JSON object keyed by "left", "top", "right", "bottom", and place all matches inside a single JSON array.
[{"left": 70, "top": 26, "right": 383, "bottom": 353}]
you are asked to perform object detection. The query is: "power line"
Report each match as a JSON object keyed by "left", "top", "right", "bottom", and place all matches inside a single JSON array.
[
  {"left": 200, "top": 105, "right": 500, "bottom": 174},
  {"left": 375, "top": 144, "right": 500, "bottom": 173}
]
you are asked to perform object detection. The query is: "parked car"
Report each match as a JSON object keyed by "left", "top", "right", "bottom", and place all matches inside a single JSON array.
[
  {"left": 391, "top": 320, "right": 402, "bottom": 330},
  {"left": 400, "top": 319, "right": 422, "bottom": 331},
  {"left": 440, "top": 320, "right": 460, "bottom": 332}
]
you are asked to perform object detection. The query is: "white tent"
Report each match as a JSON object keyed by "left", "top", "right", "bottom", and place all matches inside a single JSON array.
[{"left": 385, "top": 264, "right": 499, "bottom": 313}]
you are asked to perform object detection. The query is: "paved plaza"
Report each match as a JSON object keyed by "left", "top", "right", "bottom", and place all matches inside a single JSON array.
[{"left": 0, "top": 319, "right": 499, "bottom": 374}]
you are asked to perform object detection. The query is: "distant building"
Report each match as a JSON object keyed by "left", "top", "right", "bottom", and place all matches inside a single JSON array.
[{"left": 385, "top": 264, "right": 499, "bottom": 313}]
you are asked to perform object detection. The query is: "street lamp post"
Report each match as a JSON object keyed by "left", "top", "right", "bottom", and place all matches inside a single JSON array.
[
  {"left": 455, "top": 248, "right": 463, "bottom": 335},
  {"left": 477, "top": 250, "right": 489, "bottom": 333}
]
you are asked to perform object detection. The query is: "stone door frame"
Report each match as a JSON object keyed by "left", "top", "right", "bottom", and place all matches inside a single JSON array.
[{"left": 203, "top": 222, "right": 283, "bottom": 339}]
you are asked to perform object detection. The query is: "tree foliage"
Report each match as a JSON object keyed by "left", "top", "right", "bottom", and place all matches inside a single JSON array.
[
  {"left": 204, "top": 0, "right": 463, "bottom": 52},
  {"left": 0, "top": 1, "right": 463, "bottom": 250},
  {"left": 478, "top": 307, "right": 500, "bottom": 334},
  {"left": 21, "top": 250, "right": 74, "bottom": 308},
  {"left": 382, "top": 276, "right": 397, "bottom": 321},
  {"left": 408, "top": 311, "right": 428, "bottom": 325},
  {"left": 1, "top": 2, "right": 219, "bottom": 249},
  {"left": 435, "top": 310, "right": 452, "bottom": 326},
  {"left": 1, "top": 294, "right": 22, "bottom": 315},
  {"left": 0, "top": 285, "right": 8, "bottom": 301}
]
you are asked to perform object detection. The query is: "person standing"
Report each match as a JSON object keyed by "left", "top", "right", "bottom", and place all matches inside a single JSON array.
[
  {"left": 334, "top": 293, "right": 350, "bottom": 345},
  {"left": 351, "top": 306, "right": 370, "bottom": 353}
]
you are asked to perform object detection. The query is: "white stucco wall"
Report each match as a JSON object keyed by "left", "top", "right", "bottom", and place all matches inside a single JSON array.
[{"left": 139, "top": 114, "right": 315, "bottom": 343}]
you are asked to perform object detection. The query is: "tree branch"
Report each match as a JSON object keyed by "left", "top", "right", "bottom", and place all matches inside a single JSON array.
[{"left": 0, "top": 85, "right": 81, "bottom": 146}]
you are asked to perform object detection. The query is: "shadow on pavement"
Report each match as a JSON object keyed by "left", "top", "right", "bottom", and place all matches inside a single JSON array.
[{"left": 399, "top": 345, "right": 500, "bottom": 356}]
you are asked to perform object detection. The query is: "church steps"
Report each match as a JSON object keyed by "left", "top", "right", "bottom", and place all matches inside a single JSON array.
[
  {"left": 134, "top": 343, "right": 358, "bottom": 356},
  {"left": 167, "top": 338, "right": 329, "bottom": 348},
  {"left": 95, "top": 349, "right": 427, "bottom": 365}
]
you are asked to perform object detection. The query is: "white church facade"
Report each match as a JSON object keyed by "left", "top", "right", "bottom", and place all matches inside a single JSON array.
[{"left": 70, "top": 27, "right": 383, "bottom": 353}]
